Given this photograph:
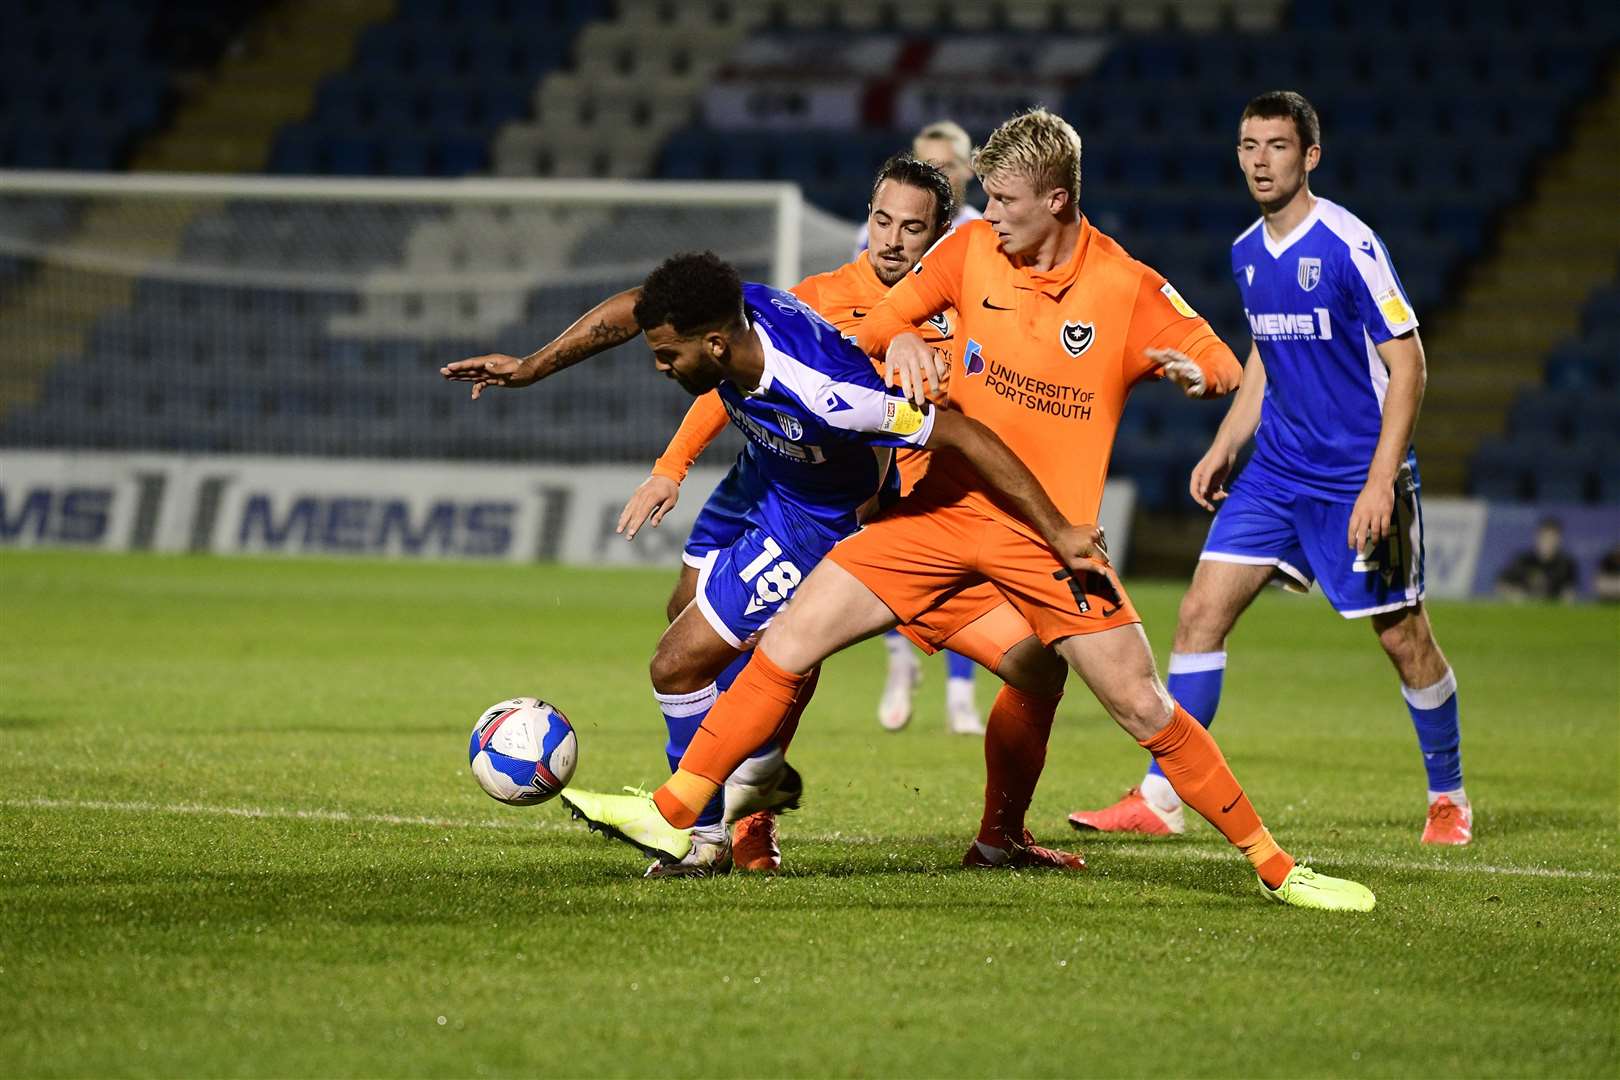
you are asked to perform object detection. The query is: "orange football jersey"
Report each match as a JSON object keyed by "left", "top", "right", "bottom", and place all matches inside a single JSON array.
[{"left": 855, "top": 217, "right": 1240, "bottom": 530}]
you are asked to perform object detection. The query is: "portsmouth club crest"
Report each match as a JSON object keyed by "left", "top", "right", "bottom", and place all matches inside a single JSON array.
[
  {"left": 774, "top": 411, "right": 803, "bottom": 441},
  {"left": 926, "top": 311, "right": 951, "bottom": 336},
  {"left": 1297, "top": 257, "right": 1322, "bottom": 292},
  {"left": 1060, "top": 319, "right": 1095, "bottom": 358}
]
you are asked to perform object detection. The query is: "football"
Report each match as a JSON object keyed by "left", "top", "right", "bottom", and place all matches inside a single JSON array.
[{"left": 467, "top": 697, "right": 578, "bottom": 805}]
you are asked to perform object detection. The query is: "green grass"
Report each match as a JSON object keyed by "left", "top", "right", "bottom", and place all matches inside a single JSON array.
[{"left": 2, "top": 550, "right": 1616, "bottom": 1078}]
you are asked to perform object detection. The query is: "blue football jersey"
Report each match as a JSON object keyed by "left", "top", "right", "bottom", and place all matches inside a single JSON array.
[
  {"left": 1230, "top": 197, "right": 1419, "bottom": 500},
  {"left": 714, "top": 283, "right": 936, "bottom": 540}
]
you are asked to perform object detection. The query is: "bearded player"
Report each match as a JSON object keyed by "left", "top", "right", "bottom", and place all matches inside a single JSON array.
[
  {"left": 612, "top": 155, "right": 1067, "bottom": 873},
  {"left": 563, "top": 108, "right": 1376, "bottom": 911},
  {"left": 445, "top": 242, "right": 1085, "bottom": 878}
]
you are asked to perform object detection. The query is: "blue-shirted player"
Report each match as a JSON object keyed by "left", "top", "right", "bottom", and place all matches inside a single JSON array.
[
  {"left": 1070, "top": 91, "right": 1472, "bottom": 845},
  {"left": 444, "top": 251, "right": 1085, "bottom": 875}
]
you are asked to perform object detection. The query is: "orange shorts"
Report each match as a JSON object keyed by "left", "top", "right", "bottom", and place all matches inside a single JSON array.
[
  {"left": 894, "top": 447, "right": 931, "bottom": 497},
  {"left": 830, "top": 484, "right": 1140, "bottom": 647},
  {"left": 894, "top": 584, "right": 1033, "bottom": 668}
]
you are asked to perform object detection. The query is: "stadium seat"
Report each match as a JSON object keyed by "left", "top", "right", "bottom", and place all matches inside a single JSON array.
[{"left": 1468, "top": 439, "right": 1529, "bottom": 501}]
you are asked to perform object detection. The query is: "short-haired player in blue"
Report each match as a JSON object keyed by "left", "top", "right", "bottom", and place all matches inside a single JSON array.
[
  {"left": 444, "top": 251, "right": 1083, "bottom": 875},
  {"left": 1070, "top": 91, "right": 1472, "bottom": 845}
]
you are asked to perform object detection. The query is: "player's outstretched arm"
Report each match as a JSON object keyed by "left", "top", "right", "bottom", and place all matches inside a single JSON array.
[
  {"left": 440, "top": 288, "right": 642, "bottom": 399},
  {"left": 924, "top": 409, "right": 1108, "bottom": 573},
  {"left": 618, "top": 392, "right": 731, "bottom": 539},
  {"left": 1348, "top": 331, "right": 1425, "bottom": 550},
  {"left": 1190, "top": 343, "right": 1266, "bottom": 511}
]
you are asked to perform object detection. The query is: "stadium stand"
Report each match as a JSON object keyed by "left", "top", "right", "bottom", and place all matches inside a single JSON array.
[
  {"left": 272, "top": 0, "right": 607, "bottom": 178},
  {"left": 0, "top": 0, "right": 265, "bottom": 171},
  {"left": 1470, "top": 279, "right": 1620, "bottom": 504},
  {"left": 2, "top": 0, "right": 1617, "bottom": 524}
]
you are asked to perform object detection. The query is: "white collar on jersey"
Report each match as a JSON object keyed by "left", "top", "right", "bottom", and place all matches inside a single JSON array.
[
  {"left": 1261, "top": 196, "right": 1325, "bottom": 260},
  {"left": 737, "top": 319, "right": 777, "bottom": 398}
]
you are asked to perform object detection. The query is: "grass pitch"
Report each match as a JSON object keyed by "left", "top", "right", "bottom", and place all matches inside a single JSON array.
[{"left": 2, "top": 550, "right": 1616, "bottom": 1078}]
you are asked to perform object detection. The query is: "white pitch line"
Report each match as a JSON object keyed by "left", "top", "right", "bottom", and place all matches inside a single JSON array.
[
  {"left": 3, "top": 796, "right": 566, "bottom": 833},
  {"left": 1092, "top": 841, "right": 1617, "bottom": 882},
  {"left": 6, "top": 797, "right": 1614, "bottom": 882}
]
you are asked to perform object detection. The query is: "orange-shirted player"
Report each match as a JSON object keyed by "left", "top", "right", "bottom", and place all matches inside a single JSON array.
[
  {"left": 613, "top": 154, "right": 1077, "bottom": 873},
  {"left": 624, "top": 155, "right": 988, "bottom": 739},
  {"left": 571, "top": 109, "right": 1377, "bottom": 910}
]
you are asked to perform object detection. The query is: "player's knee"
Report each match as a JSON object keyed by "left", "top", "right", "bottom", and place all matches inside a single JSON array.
[
  {"left": 1374, "top": 609, "right": 1423, "bottom": 663},
  {"left": 1173, "top": 589, "right": 1228, "bottom": 652},
  {"left": 648, "top": 643, "right": 695, "bottom": 694},
  {"left": 999, "top": 641, "right": 1067, "bottom": 697},
  {"left": 1112, "top": 681, "right": 1175, "bottom": 739}
]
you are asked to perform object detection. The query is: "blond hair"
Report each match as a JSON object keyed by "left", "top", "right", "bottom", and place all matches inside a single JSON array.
[
  {"left": 971, "top": 108, "right": 1082, "bottom": 204},
  {"left": 913, "top": 119, "right": 972, "bottom": 164}
]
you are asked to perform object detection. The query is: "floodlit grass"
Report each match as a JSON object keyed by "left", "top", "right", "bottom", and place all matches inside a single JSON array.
[{"left": 2, "top": 551, "right": 1616, "bottom": 1077}]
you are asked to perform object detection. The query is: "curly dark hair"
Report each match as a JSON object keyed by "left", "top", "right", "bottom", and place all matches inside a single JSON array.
[
  {"left": 632, "top": 251, "right": 745, "bottom": 335},
  {"left": 869, "top": 153, "right": 956, "bottom": 236},
  {"left": 1240, "top": 90, "right": 1320, "bottom": 149}
]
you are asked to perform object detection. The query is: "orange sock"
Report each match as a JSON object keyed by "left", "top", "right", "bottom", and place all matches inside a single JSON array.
[
  {"left": 1139, "top": 704, "right": 1296, "bottom": 888},
  {"left": 774, "top": 665, "right": 820, "bottom": 754},
  {"left": 652, "top": 649, "right": 808, "bottom": 828},
  {"left": 977, "top": 685, "right": 1062, "bottom": 847}
]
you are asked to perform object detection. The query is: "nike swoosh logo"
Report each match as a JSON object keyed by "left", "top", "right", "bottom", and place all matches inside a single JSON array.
[
  {"left": 1221, "top": 794, "right": 1241, "bottom": 813},
  {"left": 851, "top": 308, "right": 867, "bottom": 318},
  {"left": 981, "top": 298, "right": 1013, "bottom": 310}
]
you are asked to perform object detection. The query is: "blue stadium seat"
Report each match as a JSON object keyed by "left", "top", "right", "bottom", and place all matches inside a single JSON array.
[
  {"left": 437, "top": 133, "right": 488, "bottom": 176},
  {"left": 1468, "top": 439, "right": 1529, "bottom": 500},
  {"left": 324, "top": 133, "right": 377, "bottom": 175},
  {"left": 270, "top": 125, "right": 324, "bottom": 173},
  {"left": 1509, "top": 392, "right": 1571, "bottom": 441}
]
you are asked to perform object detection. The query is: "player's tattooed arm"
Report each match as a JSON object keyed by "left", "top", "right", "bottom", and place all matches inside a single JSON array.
[
  {"left": 924, "top": 410, "right": 1109, "bottom": 573},
  {"left": 440, "top": 289, "right": 642, "bottom": 399}
]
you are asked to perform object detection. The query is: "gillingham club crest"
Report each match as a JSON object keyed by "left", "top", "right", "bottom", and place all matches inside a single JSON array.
[
  {"left": 774, "top": 411, "right": 803, "bottom": 441},
  {"left": 1060, "top": 320, "right": 1095, "bottom": 357},
  {"left": 1297, "top": 257, "right": 1322, "bottom": 292}
]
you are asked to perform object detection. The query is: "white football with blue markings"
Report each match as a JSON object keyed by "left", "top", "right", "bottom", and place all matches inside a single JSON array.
[{"left": 467, "top": 697, "right": 577, "bottom": 806}]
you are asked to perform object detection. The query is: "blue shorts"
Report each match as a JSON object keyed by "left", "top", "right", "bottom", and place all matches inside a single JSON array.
[
  {"left": 683, "top": 456, "right": 845, "bottom": 648},
  {"left": 1201, "top": 461, "right": 1425, "bottom": 618}
]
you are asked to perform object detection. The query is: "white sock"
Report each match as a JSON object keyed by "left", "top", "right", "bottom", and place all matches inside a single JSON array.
[
  {"left": 1140, "top": 772, "right": 1182, "bottom": 812},
  {"left": 692, "top": 822, "right": 727, "bottom": 847},
  {"left": 1429, "top": 787, "right": 1468, "bottom": 808},
  {"left": 946, "top": 676, "right": 976, "bottom": 714},
  {"left": 972, "top": 839, "right": 1008, "bottom": 864},
  {"left": 885, "top": 634, "right": 917, "bottom": 667},
  {"left": 728, "top": 744, "right": 784, "bottom": 787}
]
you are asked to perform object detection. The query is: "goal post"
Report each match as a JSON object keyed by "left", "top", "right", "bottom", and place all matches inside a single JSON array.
[{"left": 0, "top": 170, "right": 852, "bottom": 465}]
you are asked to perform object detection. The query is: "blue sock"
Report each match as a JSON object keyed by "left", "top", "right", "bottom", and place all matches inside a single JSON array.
[
  {"left": 1402, "top": 668, "right": 1464, "bottom": 797},
  {"left": 945, "top": 649, "right": 975, "bottom": 681},
  {"left": 656, "top": 684, "right": 725, "bottom": 828},
  {"left": 715, "top": 650, "right": 751, "bottom": 693},
  {"left": 1148, "top": 651, "right": 1226, "bottom": 781}
]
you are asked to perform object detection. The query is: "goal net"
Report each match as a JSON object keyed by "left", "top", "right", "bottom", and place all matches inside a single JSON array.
[{"left": 0, "top": 172, "right": 858, "bottom": 465}]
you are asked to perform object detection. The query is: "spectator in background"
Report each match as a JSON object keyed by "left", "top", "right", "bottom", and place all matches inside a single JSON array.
[
  {"left": 1496, "top": 517, "right": 1579, "bottom": 602},
  {"left": 1593, "top": 545, "right": 1620, "bottom": 603}
]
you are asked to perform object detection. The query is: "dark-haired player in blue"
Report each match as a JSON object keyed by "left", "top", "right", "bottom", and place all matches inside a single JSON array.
[
  {"left": 1071, "top": 91, "right": 1472, "bottom": 845},
  {"left": 443, "top": 251, "right": 1096, "bottom": 875}
]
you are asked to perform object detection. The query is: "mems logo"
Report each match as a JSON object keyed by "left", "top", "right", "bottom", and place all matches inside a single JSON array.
[
  {"left": 0, "top": 487, "right": 111, "bottom": 545},
  {"left": 236, "top": 495, "right": 514, "bottom": 556},
  {"left": 1246, "top": 308, "right": 1333, "bottom": 341}
]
